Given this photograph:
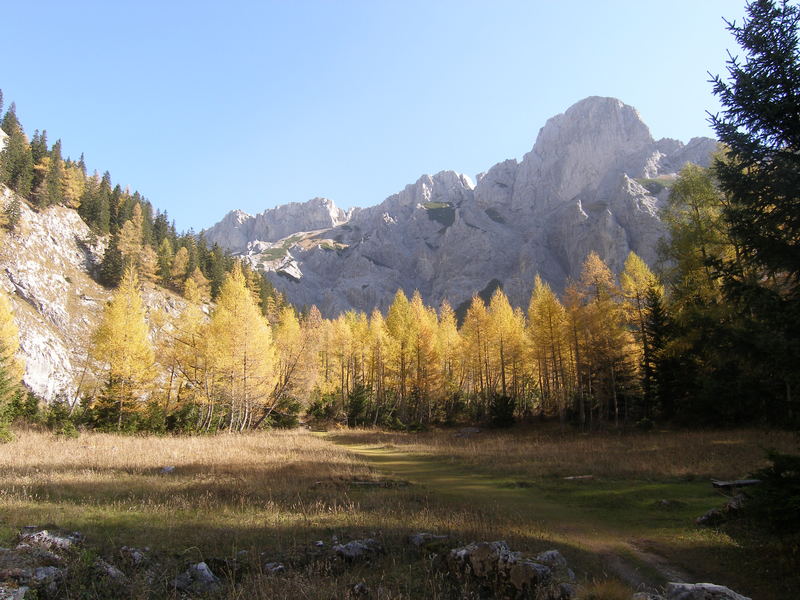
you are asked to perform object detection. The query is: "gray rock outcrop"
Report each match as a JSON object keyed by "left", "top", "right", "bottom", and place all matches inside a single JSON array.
[
  {"left": 0, "top": 186, "right": 189, "bottom": 402},
  {"left": 205, "top": 197, "right": 349, "bottom": 253},
  {"left": 206, "top": 96, "right": 717, "bottom": 316}
]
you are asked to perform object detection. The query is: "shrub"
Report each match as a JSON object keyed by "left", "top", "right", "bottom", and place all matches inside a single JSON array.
[
  {"left": 489, "top": 394, "right": 515, "bottom": 428},
  {"left": 746, "top": 450, "right": 800, "bottom": 535}
]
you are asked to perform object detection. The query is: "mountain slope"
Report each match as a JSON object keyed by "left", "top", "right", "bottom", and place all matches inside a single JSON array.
[
  {"left": 0, "top": 186, "right": 187, "bottom": 402},
  {"left": 206, "top": 97, "right": 717, "bottom": 316}
]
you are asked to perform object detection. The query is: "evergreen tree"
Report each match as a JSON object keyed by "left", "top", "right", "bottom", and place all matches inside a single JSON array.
[
  {"left": 0, "top": 105, "right": 33, "bottom": 197},
  {"left": 710, "top": 0, "right": 800, "bottom": 423},
  {"left": 99, "top": 234, "right": 124, "bottom": 287}
]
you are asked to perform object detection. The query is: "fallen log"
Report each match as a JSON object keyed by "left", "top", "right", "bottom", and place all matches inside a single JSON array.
[{"left": 710, "top": 479, "right": 761, "bottom": 490}]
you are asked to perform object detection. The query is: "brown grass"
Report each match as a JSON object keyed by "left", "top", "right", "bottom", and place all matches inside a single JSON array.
[
  {"left": 0, "top": 427, "right": 795, "bottom": 599},
  {"left": 328, "top": 426, "right": 797, "bottom": 480}
]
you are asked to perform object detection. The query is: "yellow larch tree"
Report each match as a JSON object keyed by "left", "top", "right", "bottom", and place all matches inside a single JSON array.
[
  {"left": 437, "top": 300, "right": 462, "bottom": 414},
  {"left": 385, "top": 290, "right": 414, "bottom": 406},
  {"left": 207, "top": 264, "right": 276, "bottom": 431},
  {"left": 409, "top": 291, "right": 441, "bottom": 423},
  {"left": 90, "top": 266, "right": 156, "bottom": 430},
  {"left": 0, "top": 290, "right": 25, "bottom": 406},
  {"left": 528, "top": 276, "right": 569, "bottom": 419},
  {"left": 460, "top": 295, "right": 490, "bottom": 409}
]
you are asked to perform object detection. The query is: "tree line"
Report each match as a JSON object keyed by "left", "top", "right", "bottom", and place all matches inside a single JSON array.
[
  {"left": 0, "top": 91, "right": 286, "bottom": 306},
  {"left": 2, "top": 0, "right": 799, "bottom": 433}
]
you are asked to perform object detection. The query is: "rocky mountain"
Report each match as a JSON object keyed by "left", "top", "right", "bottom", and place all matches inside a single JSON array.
[
  {"left": 206, "top": 97, "right": 717, "bottom": 316},
  {"left": 0, "top": 186, "right": 187, "bottom": 402}
]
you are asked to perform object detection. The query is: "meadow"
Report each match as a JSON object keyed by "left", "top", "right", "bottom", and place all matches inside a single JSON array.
[{"left": 0, "top": 427, "right": 796, "bottom": 598}]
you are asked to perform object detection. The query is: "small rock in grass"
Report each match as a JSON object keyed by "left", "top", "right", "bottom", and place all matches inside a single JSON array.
[
  {"left": 350, "top": 582, "right": 370, "bottom": 597},
  {"left": 667, "top": 582, "right": 751, "bottom": 600},
  {"left": 18, "top": 530, "right": 80, "bottom": 552},
  {"left": 314, "top": 540, "right": 325, "bottom": 547},
  {"left": 119, "top": 546, "right": 148, "bottom": 566},
  {"left": 534, "top": 549, "right": 567, "bottom": 569},
  {"left": 263, "top": 562, "right": 285, "bottom": 574},
  {"left": 408, "top": 532, "right": 449, "bottom": 549},
  {"left": 333, "top": 539, "right": 383, "bottom": 561},
  {"left": 93, "top": 558, "right": 127, "bottom": 581},
  {"left": 0, "top": 585, "right": 30, "bottom": 600},
  {"left": 172, "top": 561, "right": 221, "bottom": 594},
  {"left": 160, "top": 465, "right": 175, "bottom": 474}
]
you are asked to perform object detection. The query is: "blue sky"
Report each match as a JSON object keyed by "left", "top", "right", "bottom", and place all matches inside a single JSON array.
[{"left": 2, "top": 1, "right": 745, "bottom": 232}]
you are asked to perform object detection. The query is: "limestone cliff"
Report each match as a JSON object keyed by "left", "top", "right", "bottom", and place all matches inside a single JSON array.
[{"left": 207, "top": 97, "right": 716, "bottom": 316}]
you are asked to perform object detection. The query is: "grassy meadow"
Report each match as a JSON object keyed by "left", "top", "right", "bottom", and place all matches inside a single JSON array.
[{"left": 0, "top": 426, "right": 796, "bottom": 598}]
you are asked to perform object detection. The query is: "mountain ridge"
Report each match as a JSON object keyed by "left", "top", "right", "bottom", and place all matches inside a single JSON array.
[{"left": 204, "top": 96, "right": 717, "bottom": 316}]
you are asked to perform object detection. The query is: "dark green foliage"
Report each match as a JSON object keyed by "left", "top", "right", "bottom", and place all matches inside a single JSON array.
[
  {"left": 8, "top": 391, "right": 41, "bottom": 423},
  {"left": 489, "top": 393, "right": 515, "bottom": 428},
  {"left": 45, "top": 398, "right": 79, "bottom": 437},
  {"left": 0, "top": 106, "right": 34, "bottom": 197},
  {"left": 422, "top": 202, "right": 455, "bottom": 228},
  {"left": 711, "top": 0, "right": 800, "bottom": 281},
  {"left": 307, "top": 392, "right": 340, "bottom": 423},
  {"left": 709, "top": 0, "right": 800, "bottom": 426},
  {"left": 643, "top": 287, "right": 683, "bottom": 421},
  {"left": 347, "top": 382, "right": 371, "bottom": 427},
  {"left": 98, "top": 234, "right": 124, "bottom": 287},
  {"left": 746, "top": 450, "right": 800, "bottom": 535},
  {"left": 268, "top": 397, "right": 302, "bottom": 428}
]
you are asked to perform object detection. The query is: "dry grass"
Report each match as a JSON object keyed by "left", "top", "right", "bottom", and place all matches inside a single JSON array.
[
  {"left": 0, "top": 429, "right": 568, "bottom": 598},
  {"left": 328, "top": 426, "right": 797, "bottom": 480},
  {"left": 0, "top": 427, "right": 796, "bottom": 599}
]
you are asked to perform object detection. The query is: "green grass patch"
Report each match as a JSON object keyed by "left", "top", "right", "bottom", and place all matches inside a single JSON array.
[
  {"left": 258, "top": 247, "right": 288, "bottom": 261},
  {"left": 281, "top": 235, "right": 304, "bottom": 249},
  {"left": 421, "top": 202, "right": 456, "bottom": 228},
  {"left": 635, "top": 178, "right": 676, "bottom": 195}
]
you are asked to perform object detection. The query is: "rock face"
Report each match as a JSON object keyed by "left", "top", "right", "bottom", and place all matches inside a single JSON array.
[
  {"left": 0, "top": 186, "right": 188, "bottom": 402},
  {"left": 205, "top": 197, "right": 349, "bottom": 253},
  {"left": 206, "top": 96, "right": 716, "bottom": 316}
]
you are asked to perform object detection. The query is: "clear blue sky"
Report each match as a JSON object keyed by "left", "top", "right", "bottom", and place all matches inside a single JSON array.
[{"left": 2, "top": 1, "right": 745, "bottom": 232}]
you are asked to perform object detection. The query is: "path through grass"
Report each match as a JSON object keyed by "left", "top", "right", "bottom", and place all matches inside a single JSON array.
[{"left": 329, "top": 428, "right": 795, "bottom": 598}]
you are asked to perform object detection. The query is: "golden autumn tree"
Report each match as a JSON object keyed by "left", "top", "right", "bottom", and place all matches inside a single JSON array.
[
  {"left": 460, "top": 295, "right": 490, "bottom": 410},
  {"left": 385, "top": 290, "right": 414, "bottom": 406},
  {"left": 90, "top": 266, "right": 156, "bottom": 430},
  {"left": 167, "top": 278, "right": 216, "bottom": 429},
  {"left": 528, "top": 276, "right": 569, "bottom": 419},
  {"left": 409, "top": 291, "right": 441, "bottom": 422},
  {"left": 437, "top": 300, "right": 462, "bottom": 417},
  {"left": 486, "top": 288, "right": 526, "bottom": 401},
  {"left": 576, "top": 252, "right": 635, "bottom": 427},
  {"left": 207, "top": 264, "right": 276, "bottom": 431},
  {"left": 0, "top": 290, "right": 25, "bottom": 409}
]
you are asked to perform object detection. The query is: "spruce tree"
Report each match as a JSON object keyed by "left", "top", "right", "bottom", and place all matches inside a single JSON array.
[{"left": 710, "top": 0, "right": 800, "bottom": 423}]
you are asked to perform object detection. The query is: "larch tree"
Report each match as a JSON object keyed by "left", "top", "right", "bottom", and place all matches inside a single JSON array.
[
  {"left": 207, "top": 264, "right": 276, "bottom": 431},
  {"left": 90, "top": 266, "right": 156, "bottom": 430},
  {"left": 0, "top": 290, "right": 25, "bottom": 405},
  {"left": 385, "top": 290, "right": 414, "bottom": 405},
  {"left": 528, "top": 276, "right": 569, "bottom": 419}
]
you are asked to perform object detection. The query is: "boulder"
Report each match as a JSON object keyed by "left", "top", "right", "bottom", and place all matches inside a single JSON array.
[
  {"left": 666, "top": 582, "right": 751, "bottom": 600},
  {"left": 171, "top": 561, "right": 221, "bottom": 594},
  {"left": 333, "top": 539, "right": 384, "bottom": 561}
]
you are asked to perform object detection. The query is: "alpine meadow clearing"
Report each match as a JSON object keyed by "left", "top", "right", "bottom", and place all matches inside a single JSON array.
[{"left": 0, "top": 426, "right": 796, "bottom": 599}]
